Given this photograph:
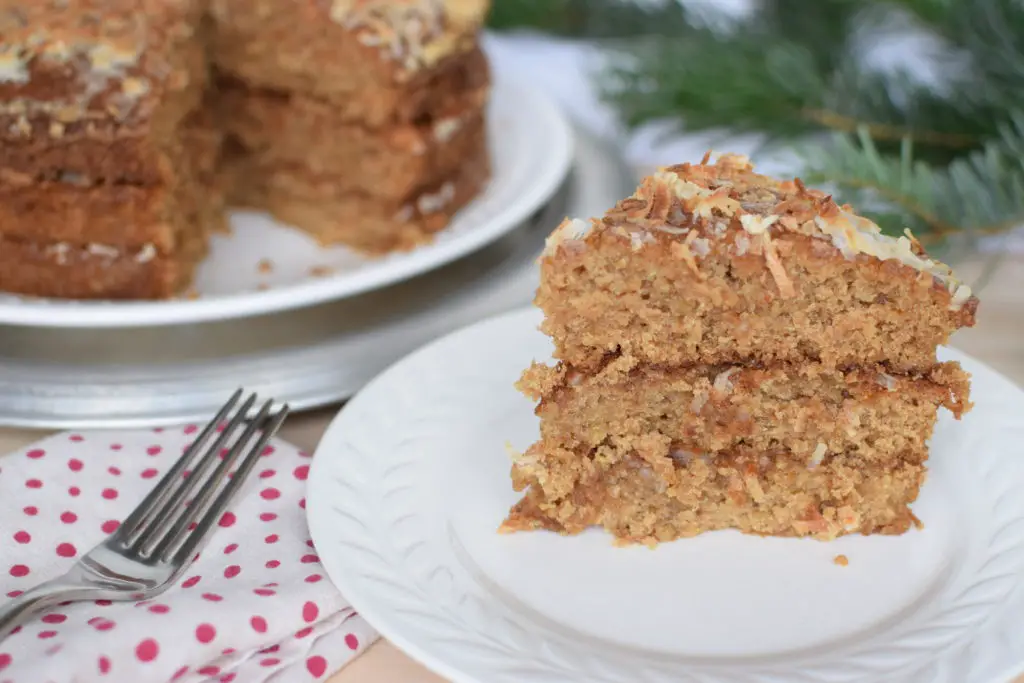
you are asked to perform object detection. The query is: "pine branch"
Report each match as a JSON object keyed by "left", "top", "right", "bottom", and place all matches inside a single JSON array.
[
  {"left": 601, "top": 26, "right": 828, "bottom": 138},
  {"left": 601, "top": 28, "right": 1009, "bottom": 162},
  {"left": 798, "top": 120, "right": 1024, "bottom": 243},
  {"left": 760, "top": 0, "right": 861, "bottom": 73},
  {"left": 488, "top": 0, "right": 1024, "bottom": 249},
  {"left": 485, "top": 0, "right": 695, "bottom": 38},
  {"left": 915, "top": 0, "right": 1024, "bottom": 102}
]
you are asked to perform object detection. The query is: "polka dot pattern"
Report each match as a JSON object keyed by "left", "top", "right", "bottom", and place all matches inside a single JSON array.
[{"left": 0, "top": 429, "right": 377, "bottom": 682}]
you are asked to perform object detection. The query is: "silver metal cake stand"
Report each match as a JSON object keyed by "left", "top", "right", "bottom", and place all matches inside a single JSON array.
[{"left": 0, "top": 125, "right": 635, "bottom": 429}]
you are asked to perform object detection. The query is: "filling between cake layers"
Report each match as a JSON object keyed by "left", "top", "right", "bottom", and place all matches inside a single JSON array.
[{"left": 521, "top": 359, "right": 971, "bottom": 466}]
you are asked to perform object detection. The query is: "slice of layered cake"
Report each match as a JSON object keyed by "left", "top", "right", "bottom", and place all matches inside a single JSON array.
[
  {"left": 502, "top": 153, "right": 978, "bottom": 545},
  {"left": 0, "top": 0, "right": 222, "bottom": 299}
]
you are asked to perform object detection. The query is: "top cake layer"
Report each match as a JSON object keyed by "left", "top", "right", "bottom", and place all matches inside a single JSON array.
[
  {"left": 538, "top": 154, "right": 979, "bottom": 373},
  {"left": 0, "top": 0, "right": 209, "bottom": 183},
  {"left": 208, "top": 0, "right": 489, "bottom": 123}
]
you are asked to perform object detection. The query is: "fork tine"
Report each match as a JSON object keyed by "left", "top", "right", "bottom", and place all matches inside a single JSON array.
[
  {"left": 113, "top": 389, "right": 244, "bottom": 547},
  {"left": 130, "top": 392, "right": 258, "bottom": 555},
  {"left": 172, "top": 404, "right": 290, "bottom": 564},
  {"left": 149, "top": 399, "right": 276, "bottom": 561}
]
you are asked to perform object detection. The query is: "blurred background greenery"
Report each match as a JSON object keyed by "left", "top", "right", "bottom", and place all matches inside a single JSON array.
[{"left": 487, "top": 0, "right": 1024, "bottom": 267}]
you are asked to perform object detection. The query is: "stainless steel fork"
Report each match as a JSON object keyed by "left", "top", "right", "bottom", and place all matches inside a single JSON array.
[{"left": 0, "top": 389, "right": 290, "bottom": 642}]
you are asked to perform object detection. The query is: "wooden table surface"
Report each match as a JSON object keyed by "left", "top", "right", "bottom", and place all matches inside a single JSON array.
[{"left": 0, "top": 254, "right": 1021, "bottom": 682}]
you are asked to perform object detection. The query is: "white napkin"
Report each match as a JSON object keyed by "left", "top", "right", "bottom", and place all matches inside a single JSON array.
[{"left": 0, "top": 428, "right": 377, "bottom": 683}]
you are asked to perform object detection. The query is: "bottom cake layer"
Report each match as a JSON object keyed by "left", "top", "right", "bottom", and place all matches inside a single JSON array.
[
  {"left": 222, "top": 140, "right": 491, "bottom": 254},
  {"left": 0, "top": 193, "right": 224, "bottom": 300},
  {"left": 501, "top": 443, "right": 925, "bottom": 545}
]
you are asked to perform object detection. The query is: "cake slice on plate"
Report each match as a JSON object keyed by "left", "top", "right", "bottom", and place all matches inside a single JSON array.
[{"left": 503, "top": 153, "right": 978, "bottom": 545}]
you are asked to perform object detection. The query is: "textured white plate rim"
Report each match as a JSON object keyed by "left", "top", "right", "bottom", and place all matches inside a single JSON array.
[
  {"left": 0, "top": 77, "right": 572, "bottom": 329},
  {"left": 307, "top": 306, "right": 1024, "bottom": 683}
]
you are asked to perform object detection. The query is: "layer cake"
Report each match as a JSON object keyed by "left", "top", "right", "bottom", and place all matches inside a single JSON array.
[
  {"left": 0, "top": 0, "right": 492, "bottom": 299},
  {"left": 503, "top": 153, "right": 978, "bottom": 545}
]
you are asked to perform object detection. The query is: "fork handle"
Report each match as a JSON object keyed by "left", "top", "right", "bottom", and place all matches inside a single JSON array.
[{"left": 0, "top": 579, "right": 95, "bottom": 642}]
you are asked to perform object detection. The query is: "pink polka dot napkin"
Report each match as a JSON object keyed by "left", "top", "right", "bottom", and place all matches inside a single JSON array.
[{"left": 0, "top": 428, "right": 378, "bottom": 683}]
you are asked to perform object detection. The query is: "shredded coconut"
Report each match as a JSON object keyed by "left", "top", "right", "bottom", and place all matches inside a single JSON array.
[
  {"left": 690, "top": 391, "right": 708, "bottom": 415},
  {"left": 740, "top": 213, "right": 779, "bottom": 235},
  {"left": 809, "top": 443, "right": 827, "bottom": 469},
  {"left": 877, "top": 373, "right": 897, "bottom": 391},
  {"left": 712, "top": 368, "right": 739, "bottom": 395},
  {"left": 134, "top": 243, "right": 157, "bottom": 264},
  {"left": 689, "top": 236, "right": 711, "bottom": 258},
  {"left": 629, "top": 230, "right": 656, "bottom": 251},
  {"left": 543, "top": 218, "right": 592, "bottom": 256},
  {"left": 761, "top": 233, "right": 795, "bottom": 298},
  {"left": 87, "top": 243, "right": 120, "bottom": 259}
]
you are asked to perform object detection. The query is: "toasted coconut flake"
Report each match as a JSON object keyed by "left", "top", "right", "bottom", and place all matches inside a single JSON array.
[
  {"left": 734, "top": 233, "right": 751, "bottom": 256},
  {"left": 740, "top": 213, "right": 779, "bottom": 235},
  {"left": 543, "top": 217, "right": 591, "bottom": 256},
  {"left": 712, "top": 368, "right": 739, "bottom": 395},
  {"left": 809, "top": 443, "right": 827, "bottom": 469},
  {"left": 761, "top": 233, "right": 795, "bottom": 298},
  {"left": 671, "top": 238, "right": 704, "bottom": 279}
]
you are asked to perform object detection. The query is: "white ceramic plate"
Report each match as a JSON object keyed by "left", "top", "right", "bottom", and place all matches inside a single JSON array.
[
  {"left": 308, "top": 307, "right": 1024, "bottom": 683},
  {"left": 0, "top": 74, "right": 572, "bottom": 328}
]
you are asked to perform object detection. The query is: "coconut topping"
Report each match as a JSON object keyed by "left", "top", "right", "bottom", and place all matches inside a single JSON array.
[
  {"left": 416, "top": 181, "right": 455, "bottom": 215},
  {"left": 543, "top": 218, "right": 592, "bottom": 255},
  {"left": 543, "top": 152, "right": 975, "bottom": 310},
  {"left": 331, "top": 0, "right": 487, "bottom": 75},
  {"left": 39, "top": 240, "right": 156, "bottom": 265},
  {"left": 432, "top": 115, "right": 463, "bottom": 142},
  {"left": 808, "top": 443, "right": 827, "bottom": 469},
  {"left": 876, "top": 373, "right": 897, "bottom": 391},
  {"left": 0, "top": 3, "right": 189, "bottom": 128},
  {"left": 712, "top": 367, "right": 739, "bottom": 395}
]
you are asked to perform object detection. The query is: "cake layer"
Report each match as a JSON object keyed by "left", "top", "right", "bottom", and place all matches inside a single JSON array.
[
  {"left": 539, "top": 156, "right": 978, "bottom": 374},
  {"left": 519, "top": 360, "right": 971, "bottom": 465},
  {"left": 0, "top": 0, "right": 210, "bottom": 184},
  {"left": 223, "top": 140, "right": 490, "bottom": 253},
  {"left": 0, "top": 218, "right": 214, "bottom": 300},
  {"left": 502, "top": 444, "right": 925, "bottom": 545},
  {"left": 217, "top": 80, "right": 488, "bottom": 198},
  {"left": 0, "top": 113, "right": 223, "bottom": 250},
  {"left": 208, "top": 0, "right": 490, "bottom": 125}
]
